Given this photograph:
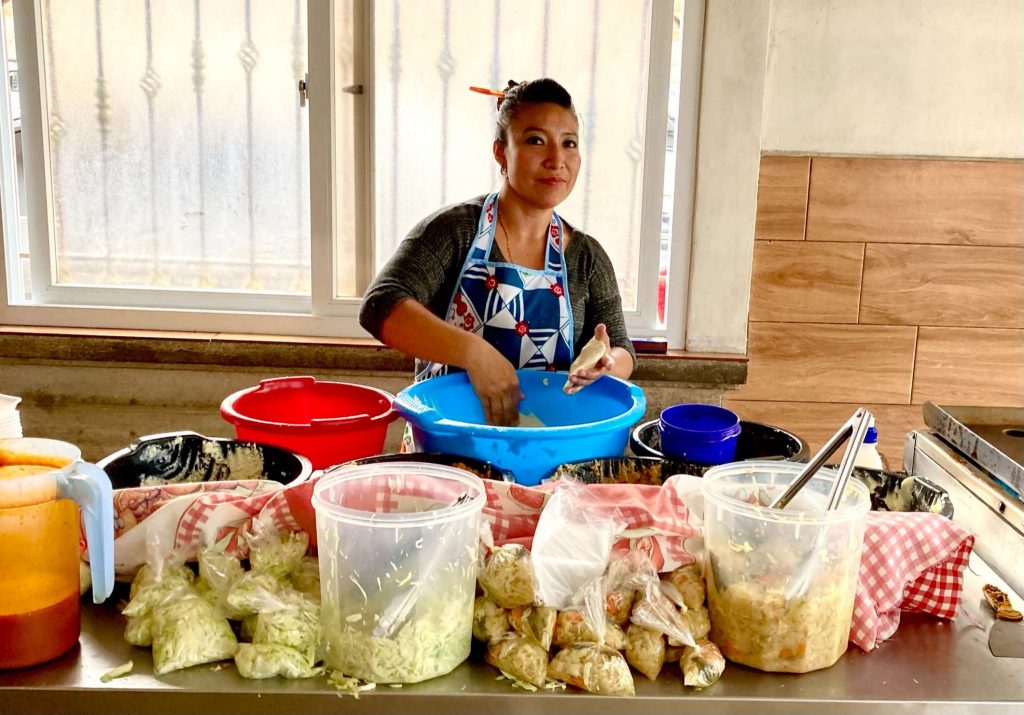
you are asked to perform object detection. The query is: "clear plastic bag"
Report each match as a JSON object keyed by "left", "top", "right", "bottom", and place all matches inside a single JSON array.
[
  {"left": 235, "top": 643, "right": 323, "bottom": 680},
  {"left": 198, "top": 546, "right": 246, "bottom": 619},
  {"left": 288, "top": 555, "right": 321, "bottom": 601},
  {"left": 552, "top": 608, "right": 627, "bottom": 650},
  {"left": 681, "top": 639, "right": 725, "bottom": 688},
  {"left": 625, "top": 623, "right": 665, "bottom": 681},
  {"left": 664, "top": 563, "right": 706, "bottom": 611},
  {"left": 246, "top": 518, "right": 309, "bottom": 579},
  {"left": 251, "top": 589, "right": 321, "bottom": 662},
  {"left": 151, "top": 594, "right": 238, "bottom": 675},
  {"left": 122, "top": 535, "right": 197, "bottom": 647},
  {"left": 478, "top": 544, "right": 537, "bottom": 609},
  {"left": 485, "top": 633, "right": 549, "bottom": 689},
  {"left": 627, "top": 556, "right": 699, "bottom": 649},
  {"left": 225, "top": 572, "right": 288, "bottom": 618},
  {"left": 531, "top": 480, "right": 624, "bottom": 610},
  {"left": 547, "top": 642, "right": 635, "bottom": 696},
  {"left": 507, "top": 605, "right": 557, "bottom": 652},
  {"left": 473, "top": 596, "right": 510, "bottom": 644}
]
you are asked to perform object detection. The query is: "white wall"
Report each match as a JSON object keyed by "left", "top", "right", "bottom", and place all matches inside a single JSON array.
[
  {"left": 686, "top": 0, "right": 1023, "bottom": 354},
  {"left": 762, "top": 0, "right": 1024, "bottom": 158}
]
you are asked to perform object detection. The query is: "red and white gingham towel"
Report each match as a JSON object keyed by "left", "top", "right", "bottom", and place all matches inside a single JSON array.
[{"left": 850, "top": 511, "right": 975, "bottom": 651}]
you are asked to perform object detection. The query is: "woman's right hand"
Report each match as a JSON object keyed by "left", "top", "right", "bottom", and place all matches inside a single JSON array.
[{"left": 464, "top": 339, "right": 523, "bottom": 426}]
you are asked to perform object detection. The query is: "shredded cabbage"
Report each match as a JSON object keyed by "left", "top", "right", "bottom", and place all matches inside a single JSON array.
[
  {"left": 235, "top": 643, "right": 323, "bottom": 680},
  {"left": 151, "top": 595, "right": 239, "bottom": 675}
]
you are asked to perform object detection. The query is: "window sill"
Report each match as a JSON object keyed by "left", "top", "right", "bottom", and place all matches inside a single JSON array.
[{"left": 0, "top": 325, "right": 747, "bottom": 387}]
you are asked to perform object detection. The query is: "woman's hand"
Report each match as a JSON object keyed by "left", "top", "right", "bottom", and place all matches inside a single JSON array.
[
  {"left": 564, "top": 323, "right": 615, "bottom": 395},
  {"left": 464, "top": 338, "right": 524, "bottom": 426}
]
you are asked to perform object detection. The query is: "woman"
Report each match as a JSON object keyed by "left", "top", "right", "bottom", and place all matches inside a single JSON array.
[{"left": 359, "top": 78, "right": 635, "bottom": 426}]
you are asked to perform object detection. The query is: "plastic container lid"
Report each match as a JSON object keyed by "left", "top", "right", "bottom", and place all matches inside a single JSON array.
[{"left": 863, "top": 418, "right": 879, "bottom": 444}]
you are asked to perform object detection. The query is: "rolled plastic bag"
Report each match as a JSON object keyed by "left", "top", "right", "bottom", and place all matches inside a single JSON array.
[
  {"left": 478, "top": 544, "right": 537, "bottom": 609},
  {"left": 508, "top": 605, "right": 557, "bottom": 651},
  {"left": 628, "top": 557, "right": 699, "bottom": 650},
  {"left": 681, "top": 639, "right": 725, "bottom": 688},
  {"left": 625, "top": 623, "right": 666, "bottom": 681},
  {"left": 547, "top": 642, "right": 635, "bottom": 696},
  {"left": 485, "top": 633, "right": 549, "bottom": 689},
  {"left": 151, "top": 594, "right": 238, "bottom": 675},
  {"left": 668, "top": 606, "right": 710, "bottom": 646},
  {"left": 531, "top": 480, "right": 623, "bottom": 610},
  {"left": 235, "top": 643, "right": 324, "bottom": 680},
  {"left": 473, "top": 596, "right": 510, "bottom": 644}
]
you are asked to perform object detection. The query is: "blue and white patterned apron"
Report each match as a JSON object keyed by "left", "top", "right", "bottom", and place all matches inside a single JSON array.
[{"left": 402, "top": 192, "right": 575, "bottom": 449}]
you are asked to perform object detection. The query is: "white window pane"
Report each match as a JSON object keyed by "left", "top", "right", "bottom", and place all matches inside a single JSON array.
[
  {"left": 38, "top": 0, "right": 309, "bottom": 293},
  {"left": 373, "top": 0, "right": 656, "bottom": 310}
]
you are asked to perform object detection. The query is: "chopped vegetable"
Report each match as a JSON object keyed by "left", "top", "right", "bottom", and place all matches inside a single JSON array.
[
  {"left": 680, "top": 639, "right": 725, "bottom": 688},
  {"left": 507, "top": 605, "right": 557, "bottom": 651},
  {"left": 253, "top": 592, "right": 320, "bottom": 660},
  {"left": 151, "top": 595, "right": 238, "bottom": 675},
  {"left": 664, "top": 564, "right": 706, "bottom": 611},
  {"left": 485, "top": 633, "right": 547, "bottom": 689},
  {"left": 225, "top": 572, "right": 286, "bottom": 618},
  {"left": 472, "top": 596, "right": 510, "bottom": 644},
  {"left": 248, "top": 527, "right": 309, "bottom": 579},
  {"left": 235, "top": 644, "right": 323, "bottom": 680},
  {"left": 198, "top": 548, "right": 246, "bottom": 618},
  {"left": 625, "top": 624, "right": 665, "bottom": 681},
  {"left": 478, "top": 544, "right": 536, "bottom": 608},
  {"left": 288, "top": 556, "right": 322, "bottom": 601},
  {"left": 328, "top": 672, "right": 377, "bottom": 698},
  {"left": 99, "top": 660, "right": 134, "bottom": 683},
  {"left": 547, "top": 642, "right": 635, "bottom": 696},
  {"left": 552, "top": 609, "right": 626, "bottom": 650}
]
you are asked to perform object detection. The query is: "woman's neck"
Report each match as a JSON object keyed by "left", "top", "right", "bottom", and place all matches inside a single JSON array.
[{"left": 496, "top": 187, "right": 553, "bottom": 244}]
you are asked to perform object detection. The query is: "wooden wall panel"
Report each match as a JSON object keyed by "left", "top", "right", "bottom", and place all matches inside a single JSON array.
[
  {"left": 806, "top": 157, "right": 1024, "bottom": 246},
  {"left": 755, "top": 155, "right": 809, "bottom": 241},
  {"left": 724, "top": 399, "right": 925, "bottom": 468},
  {"left": 861, "top": 244, "right": 1024, "bottom": 328},
  {"left": 913, "top": 327, "right": 1024, "bottom": 407},
  {"left": 734, "top": 322, "right": 917, "bottom": 404},
  {"left": 749, "top": 241, "right": 863, "bottom": 323}
]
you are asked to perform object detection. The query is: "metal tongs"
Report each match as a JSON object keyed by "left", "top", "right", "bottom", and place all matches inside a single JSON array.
[{"left": 770, "top": 407, "right": 873, "bottom": 602}]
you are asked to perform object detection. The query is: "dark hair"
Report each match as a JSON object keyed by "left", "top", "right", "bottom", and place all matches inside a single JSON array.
[{"left": 495, "top": 78, "right": 577, "bottom": 144}]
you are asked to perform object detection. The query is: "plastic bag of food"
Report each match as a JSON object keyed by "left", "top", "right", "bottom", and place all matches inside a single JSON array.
[
  {"left": 552, "top": 609, "right": 627, "bottom": 650},
  {"left": 246, "top": 519, "right": 309, "bottom": 579},
  {"left": 547, "top": 642, "right": 635, "bottom": 696},
  {"left": 235, "top": 643, "right": 324, "bottom": 680},
  {"left": 225, "top": 571, "right": 287, "bottom": 618},
  {"left": 485, "top": 633, "right": 549, "bottom": 689},
  {"left": 122, "top": 539, "right": 198, "bottom": 647},
  {"left": 198, "top": 546, "right": 246, "bottom": 619},
  {"left": 240, "top": 614, "right": 259, "bottom": 643},
  {"left": 664, "top": 563, "right": 706, "bottom": 611},
  {"left": 479, "top": 544, "right": 537, "bottom": 609},
  {"left": 531, "top": 480, "right": 623, "bottom": 610},
  {"left": 252, "top": 590, "right": 320, "bottom": 660},
  {"left": 508, "top": 604, "right": 557, "bottom": 651},
  {"left": 668, "top": 607, "right": 710, "bottom": 646},
  {"left": 681, "top": 639, "right": 725, "bottom": 688},
  {"left": 473, "top": 596, "right": 510, "bottom": 644},
  {"left": 625, "top": 623, "right": 665, "bottom": 681},
  {"left": 151, "top": 594, "right": 239, "bottom": 675},
  {"left": 288, "top": 556, "right": 321, "bottom": 601},
  {"left": 629, "top": 565, "right": 698, "bottom": 649}
]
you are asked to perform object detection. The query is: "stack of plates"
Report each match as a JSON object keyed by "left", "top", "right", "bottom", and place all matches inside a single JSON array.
[{"left": 0, "top": 394, "right": 23, "bottom": 439}]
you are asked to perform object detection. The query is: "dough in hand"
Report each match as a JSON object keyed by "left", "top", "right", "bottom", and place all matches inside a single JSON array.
[{"left": 564, "top": 336, "right": 608, "bottom": 392}]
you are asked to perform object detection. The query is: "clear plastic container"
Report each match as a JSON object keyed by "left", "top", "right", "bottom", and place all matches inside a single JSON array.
[
  {"left": 312, "top": 462, "right": 485, "bottom": 683},
  {"left": 701, "top": 460, "right": 870, "bottom": 673}
]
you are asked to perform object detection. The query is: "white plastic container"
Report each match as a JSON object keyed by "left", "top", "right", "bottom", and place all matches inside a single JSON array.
[
  {"left": 313, "top": 462, "right": 485, "bottom": 683},
  {"left": 702, "top": 461, "right": 870, "bottom": 673},
  {"left": 854, "top": 419, "right": 884, "bottom": 470}
]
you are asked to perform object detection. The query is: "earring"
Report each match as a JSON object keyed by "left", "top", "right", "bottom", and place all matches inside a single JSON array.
[{"left": 500, "top": 165, "right": 507, "bottom": 176}]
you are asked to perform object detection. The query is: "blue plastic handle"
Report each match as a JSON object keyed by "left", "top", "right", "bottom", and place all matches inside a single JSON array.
[{"left": 57, "top": 462, "right": 114, "bottom": 603}]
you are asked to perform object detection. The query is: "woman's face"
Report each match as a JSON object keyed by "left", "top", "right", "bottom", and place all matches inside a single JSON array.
[{"left": 495, "top": 102, "right": 581, "bottom": 211}]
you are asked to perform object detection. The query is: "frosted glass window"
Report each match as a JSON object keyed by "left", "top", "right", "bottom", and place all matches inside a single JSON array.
[
  {"left": 38, "top": 0, "right": 309, "bottom": 293},
  {"left": 374, "top": 0, "right": 658, "bottom": 310}
]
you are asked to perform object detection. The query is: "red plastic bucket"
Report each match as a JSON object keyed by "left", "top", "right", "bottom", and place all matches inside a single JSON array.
[{"left": 220, "top": 376, "right": 398, "bottom": 469}]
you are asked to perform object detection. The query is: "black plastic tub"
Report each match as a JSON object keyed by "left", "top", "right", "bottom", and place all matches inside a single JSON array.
[
  {"left": 97, "top": 431, "right": 313, "bottom": 489},
  {"left": 345, "top": 452, "right": 514, "bottom": 482},
  {"left": 629, "top": 419, "right": 810, "bottom": 471}
]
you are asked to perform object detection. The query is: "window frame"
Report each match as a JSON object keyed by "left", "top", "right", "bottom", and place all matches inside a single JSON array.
[{"left": 0, "top": 0, "right": 703, "bottom": 347}]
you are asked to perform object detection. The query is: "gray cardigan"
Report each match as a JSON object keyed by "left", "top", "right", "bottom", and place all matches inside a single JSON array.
[{"left": 359, "top": 195, "right": 637, "bottom": 369}]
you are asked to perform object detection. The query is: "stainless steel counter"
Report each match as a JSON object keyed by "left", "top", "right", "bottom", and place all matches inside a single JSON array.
[{"left": 1, "top": 555, "right": 1022, "bottom": 715}]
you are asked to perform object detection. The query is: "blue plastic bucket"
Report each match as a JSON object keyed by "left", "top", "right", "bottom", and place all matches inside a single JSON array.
[
  {"left": 394, "top": 370, "right": 646, "bottom": 486},
  {"left": 658, "top": 404, "right": 741, "bottom": 466}
]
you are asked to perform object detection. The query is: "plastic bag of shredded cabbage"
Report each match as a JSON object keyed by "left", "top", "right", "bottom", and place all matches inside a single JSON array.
[
  {"left": 246, "top": 519, "right": 309, "bottom": 579},
  {"left": 198, "top": 547, "right": 246, "bottom": 619},
  {"left": 288, "top": 556, "right": 321, "bottom": 601},
  {"left": 479, "top": 544, "right": 536, "bottom": 608},
  {"left": 664, "top": 564, "right": 706, "bottom": 611},
  {"left": 485, "top": 633, "right": 549, "bottom": 689},
  {"left": 235, "top": 643, "right": 324, "bottom": 680},
  {"left": 473, "top": 596, "right": 510, "bottom": 644},
  {"left": 547, "top": 642, "right": 635, "bottom": 696},
  {"left": 507, "top": 605, "right": 557, "bottom": 651},
  {"left": 252, "top": 590, "right": 321, "bottom": 661},
  {"left": 625, "top": 623, "right": 665, "bottom": 681},
  {"left": 630, "top": 570, "right": 698, "bottom": 649},
  {"left": 680, "top": 639, "right": 725, "bottom": 688},
  {"left": 151, "top": 594, "right": 238, "bottom": 675},
  {"left": 225, "top": 572, "right": 287, "bottom": 618},
  {"left": 552, "top": 609, "right": 627, "bottom": 650}
]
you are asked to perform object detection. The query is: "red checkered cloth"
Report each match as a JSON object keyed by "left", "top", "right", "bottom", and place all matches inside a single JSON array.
[{"left": 850, "top": 511, "right": 975, "bottom": 651}]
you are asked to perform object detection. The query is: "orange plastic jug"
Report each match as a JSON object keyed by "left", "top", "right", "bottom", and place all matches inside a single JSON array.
[{"left": 0, "top": 438, "right": 113, "bottom": 669}]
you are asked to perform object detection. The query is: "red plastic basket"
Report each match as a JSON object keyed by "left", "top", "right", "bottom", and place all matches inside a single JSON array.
[{"left": 220, "top": 376, "right": 398, "bottom": 469}]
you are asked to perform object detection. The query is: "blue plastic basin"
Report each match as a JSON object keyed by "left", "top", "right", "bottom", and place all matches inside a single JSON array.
[{"left": 394, "top": 370, "right": 647, "bottom": 486}]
